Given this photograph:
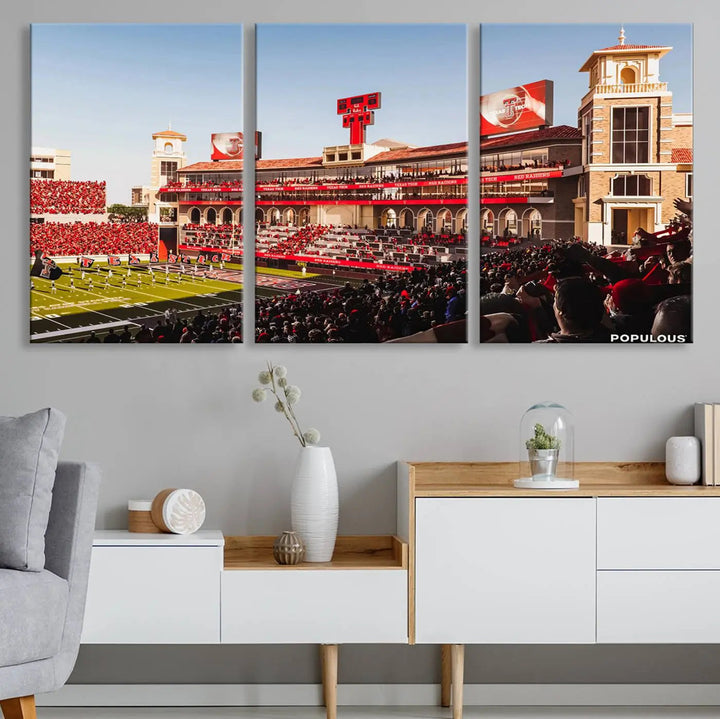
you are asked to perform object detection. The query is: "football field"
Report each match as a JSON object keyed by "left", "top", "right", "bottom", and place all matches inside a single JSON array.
[
  {"left": 31, "top": 262, "right": 246, "bottom": 342},
  {"left": 30, "top": 260, "right": 369, "bottom": 342}
]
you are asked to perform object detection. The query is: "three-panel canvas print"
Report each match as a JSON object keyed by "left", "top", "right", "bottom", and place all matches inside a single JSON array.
[{"left": 30, "top": 23, "right": 693, "bottom": 345}]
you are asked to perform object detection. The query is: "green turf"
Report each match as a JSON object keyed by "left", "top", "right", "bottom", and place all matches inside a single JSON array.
[{"left": 31, "top": 263, "right": 243, "bottom": 319}]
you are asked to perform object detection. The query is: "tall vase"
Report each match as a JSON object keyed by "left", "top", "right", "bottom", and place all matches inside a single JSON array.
[{"left": 291, "top": 446, "right": 338, "bottom": 562}]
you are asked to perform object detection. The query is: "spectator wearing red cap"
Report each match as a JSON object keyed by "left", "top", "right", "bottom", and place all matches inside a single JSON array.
[{"left": 606, "top": 278, "right": 654, "bottom": 335}]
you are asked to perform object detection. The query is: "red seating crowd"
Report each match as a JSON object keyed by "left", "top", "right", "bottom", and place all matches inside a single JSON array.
[
  {"left": 31, "top": 180, "right": 106, "bottom": 215},
  {"left": 30, "top": 222, "right": 158, "bottom": 256}
]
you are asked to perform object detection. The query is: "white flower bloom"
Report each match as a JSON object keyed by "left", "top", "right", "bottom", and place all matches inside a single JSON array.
[
  {"left": 251, "top": 388, "right": 266, "bottom": 403},
  {"left": 274, "top": 401, "right": 285, "bottom": 413},
  {"left": 277, "top": 377, "right": 288, "bottom": 388},
  {"left": 273, "top": 365, "right": 288, "bottom": 379},
  {"left": 286, "top": 389, "right": 301, "bottom": 406},
  {"left": 303, "top": 428, "right": 321, "bottom": 445},
  {"left": 258, "top": 371, "right": 271, "bottom": 385},
  {"left": 286, "top": 385, "right": 301, "bottom": 399}
]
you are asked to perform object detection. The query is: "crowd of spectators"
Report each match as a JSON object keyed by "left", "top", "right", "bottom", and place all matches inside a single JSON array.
[
  {"left": 160, "top": 180, "right": 242, "bottom": 193},
  {"left": 480, "top": 159, "right": 570, "bottom": 173},
  {"left": 160, "top": 168, "right": 466, "bottom": 194},
  {"left": 257, "top": 186, "right": 466, "bottom": 203},
  {"left": 480, "top": 202, "right": 693, "bottom": 344},
  {"left": 255, "top": 261, "right": 466, "bottom": 343},
  {"left": 259, "top": 225, "right": 334, "bottom": 255},
  {"left": 84, "top": 305, "right": 243, "bottom": 344},
  {"left": 31, "top": 221, "right": 158, "bottom": 256},
  {"left": 31, "top": 180, "right": 106, "bottom": 215},
  {"left": 257, "top": 168, "right": 466, "bottom": 188}
]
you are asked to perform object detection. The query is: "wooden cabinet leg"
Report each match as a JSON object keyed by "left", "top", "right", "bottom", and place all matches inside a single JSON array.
[
  {"left": 321, "top": 644, "right": 338, "bottom": 719},
  {"left": 440, "top": 644, "right": 452, "bottom": 706},
  {"left": 0, "top": 696, "right": 37, "bottom": 719},
  {"left": 451, "top": 644, "right": 464, "bottom": 719}
]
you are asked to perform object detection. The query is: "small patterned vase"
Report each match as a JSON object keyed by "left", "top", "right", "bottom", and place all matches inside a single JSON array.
[{"left": 273, "top": 530, "right": 305, "bottom": 565}]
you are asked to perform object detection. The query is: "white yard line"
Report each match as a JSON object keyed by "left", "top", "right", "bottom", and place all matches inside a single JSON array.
[{"left": 30, "top": 287, "right": 129, "bottom": 325}]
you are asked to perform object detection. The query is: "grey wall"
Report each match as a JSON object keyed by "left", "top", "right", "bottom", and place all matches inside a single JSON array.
[{"left": 2, "top": 0, "right": 719, "bottom": 687}]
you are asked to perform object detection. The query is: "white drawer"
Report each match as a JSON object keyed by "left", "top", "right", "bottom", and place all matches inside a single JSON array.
[
  {"left": 221, "top": 569, "right": 407, "bottom": 643},
  {"left": 597, "top": 571, "right": 720, "bottom": 643},
  {"left": 597, "top": 498, "right": 720, "bottom": 569},
  {"left": 82, "top": 545, "right": 222, "bottom": 644}
]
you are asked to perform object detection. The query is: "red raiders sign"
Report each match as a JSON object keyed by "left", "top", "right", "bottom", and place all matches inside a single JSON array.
[
  {"left": 211, "top": 132, "right": 263, "bottom": 160},
  {"left": 481, "top": 80, "right": 554, "bottom": 137}
]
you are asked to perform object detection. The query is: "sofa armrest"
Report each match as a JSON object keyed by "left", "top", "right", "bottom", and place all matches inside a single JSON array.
[{"left": 45, "top": 462, "right": 101, "bottom": 583}]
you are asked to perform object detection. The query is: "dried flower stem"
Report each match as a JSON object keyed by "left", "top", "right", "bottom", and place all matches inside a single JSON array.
[{"left": 268, "top": 361, "right": 306, "bottom": 446}]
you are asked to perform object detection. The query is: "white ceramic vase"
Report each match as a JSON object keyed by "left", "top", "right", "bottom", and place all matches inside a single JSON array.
[
  {"left": 665, "top": 436, "right": 701, "bottom": 485},
  {"left": 291, "top": 446, "right": 338, "bottom": 562}
]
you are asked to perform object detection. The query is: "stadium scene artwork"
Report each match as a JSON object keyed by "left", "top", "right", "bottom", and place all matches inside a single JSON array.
[
  {"left": 30, "top": 24, "right": 244, "bottom": 344},
  {"left": 254, "top": 24, "right": 468, "bottom": 343},
  {"left": 480, "top": 24, "right": 694, "bottom": 345}
]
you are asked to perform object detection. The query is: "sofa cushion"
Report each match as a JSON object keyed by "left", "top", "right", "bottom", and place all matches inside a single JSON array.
[
  {"left": 0, "top": 408, "right": 67, "bottom": 571},
  {"left": 0, "top": 568, "right": 69, "bottom": 667}
]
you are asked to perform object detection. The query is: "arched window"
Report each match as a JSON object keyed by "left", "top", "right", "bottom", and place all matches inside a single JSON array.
[
  {"left": 481, "top": 209, "right": 494, "bottom": 234},
  {"left": 206, "top": 208, "right": 217, "bottom": 225},
  {"left": 382, "top": 208, "right": 397, "bottom": 228},
  {"left": 612, "top": 174, "right": 651, "bottom": 196},
  {"left": 164, "top": 142, "right": 174, "bottom": 153},
  {"left": 620, "top": 67, "right": 637, "bottom": 85},
  {"left": 189, "top": 207, "right": 200, "bottom": 224},
  {"left": 222, "top": 208, "right": 233, "bottom": 225}
]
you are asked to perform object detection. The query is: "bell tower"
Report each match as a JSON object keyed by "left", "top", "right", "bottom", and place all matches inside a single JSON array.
[
  {"left": 151, "top": 124, "right": 188, "bottom": 188},
  {"left": 575, "top": 29, "right": 675, "bottom": 244}
]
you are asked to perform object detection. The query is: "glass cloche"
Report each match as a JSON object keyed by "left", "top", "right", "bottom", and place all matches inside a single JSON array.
[{"left": 516, "top": 402, "right": 577, "bottom": 489}]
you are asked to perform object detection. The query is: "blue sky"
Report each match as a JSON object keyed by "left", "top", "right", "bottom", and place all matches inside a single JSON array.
[
  {"left": 31, "top": 24, "right": 692, "bottom": 205},
  {"left": 481, "top": 24, "right": 692, "bottom": 127},
  {"left": 256, "top": 24, "right": 467, "bottom": 159},
  {"left": 32, "top": 24, "right": 243, "bottom": 204}
]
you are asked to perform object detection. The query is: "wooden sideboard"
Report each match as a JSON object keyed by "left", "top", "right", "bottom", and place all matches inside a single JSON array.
[
  {"left": 81, "top": 531, "right": 407, "bottom": 719},
  {"left": 80, "top": 463, "right": 720, "bottom": 719},
  {"left": 398, "top": 461, "right": 720, "bottom": 719}
]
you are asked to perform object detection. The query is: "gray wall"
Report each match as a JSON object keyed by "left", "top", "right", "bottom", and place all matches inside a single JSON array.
[{"left": 2, "top": 0, "right": 718, "bottom": 687}]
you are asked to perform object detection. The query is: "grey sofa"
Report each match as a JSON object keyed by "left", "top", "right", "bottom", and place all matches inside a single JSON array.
[{"left": 0, "top": 462, "right": 101, "bottom": 719}]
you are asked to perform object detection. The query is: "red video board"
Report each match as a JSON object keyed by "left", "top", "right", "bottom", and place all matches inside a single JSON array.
[
  {"left": 337, "top": 92, "right": 382, "bottom": 145},
  {"left": 481, "top": 80, "right": 553, "bottom": 137},
  {"left": 211, "top": 132, "right": 263, "bottom": 161}
]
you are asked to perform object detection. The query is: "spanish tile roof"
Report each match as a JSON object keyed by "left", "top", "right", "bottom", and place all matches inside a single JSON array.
[
  {"left": 153, "top": 129, "right": 187, "bottom": 140},
  {"left": 481, "top": 125, "right": 582, "bottom": 150},
  {"left": 178, "top": 128, "right": 581, "bottom": 174},
  {"left": 580, "top": 44, "right": 671, "bottom": 71},
  {"left": 179, "top": 157, "right": 324, "bottom": 173},
  {"left": 368, "top": 141, "right": 468, "bottom": 164},
  {"left": 179, "top": 161, "right": 243, "bottom": 173},
  {"left": 671, "top": 148, "right": 693, "bottom": 163},
  {"left": 597, "top": 44, "right": 671, "bottom": 51},
  {"left": 258, "top": 156, "right": 324, "bottom": 170}
]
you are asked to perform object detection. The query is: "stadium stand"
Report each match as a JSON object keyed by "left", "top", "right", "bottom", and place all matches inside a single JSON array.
[
  {"left": 182, "top": 223, "right": 243, "bottom": 248},
  {"left": 252, "top": 224, "right": 466, "bottom": 266},
  {"left": 255, "top": 260, "right": 467, "bottom": 343},
  {"left": 31, "top": 221, "right": 158, "bottom": 256},
  {"left": 480, "top": 209, "right": 693, "bottom": 343},
  {"left": 31, "top": 179, "right": 106, "bottom": 214}
]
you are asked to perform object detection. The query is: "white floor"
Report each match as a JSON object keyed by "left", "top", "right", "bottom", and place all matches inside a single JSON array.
[{"left": 36, "top": 709, "right": 720, "bottom": 718}]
